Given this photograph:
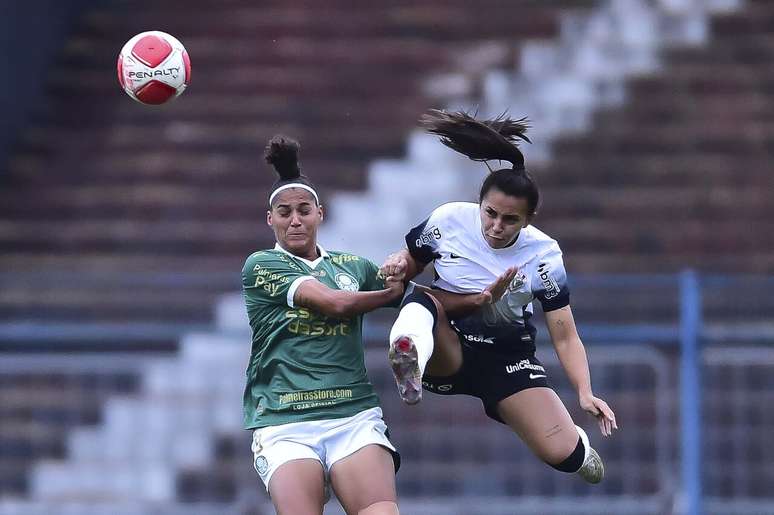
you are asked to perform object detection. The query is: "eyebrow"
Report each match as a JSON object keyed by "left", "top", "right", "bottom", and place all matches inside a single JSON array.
[
  {"left": 486, "top": 206, "right": 520, "bottom": 219},
  {"left": 275, "top": 202, "right": 312, "bottom": 209}
]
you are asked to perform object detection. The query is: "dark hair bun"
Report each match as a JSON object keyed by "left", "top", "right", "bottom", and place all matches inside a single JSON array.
[
  {"left": 264, "top": 135, "right": 301, "bottom": 180},
  {"left": 420, "top": 110, "right": 528, "bottom": 170}
]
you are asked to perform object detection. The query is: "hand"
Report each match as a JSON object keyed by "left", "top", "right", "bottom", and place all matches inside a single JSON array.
[
  {"left": 479, "top": 266, "right": 519, "bottom": 305},
  {"left": 380, "top": 251, "right": 408, "bottom": 279},
  {"left": 384, "top": 275, "right": 405, "bottom": 300},
  {"left": 579, "top": 394, "right": 618, "bottom": 437}
]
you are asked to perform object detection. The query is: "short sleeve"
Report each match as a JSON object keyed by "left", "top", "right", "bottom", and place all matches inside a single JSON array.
[
  {"left": 531, "top": 244, "right": 571, "bottom": 312},
  {"left": 404, "top": 208, "right": 446, "bottom": 265},
  {"left": 242, "top": 251, "right": 313, "bottom": 308}
]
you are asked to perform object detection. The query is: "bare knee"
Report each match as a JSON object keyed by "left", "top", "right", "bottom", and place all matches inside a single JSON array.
[
  {"left": 272, "top": 495, "right": 324, "bottom": 515},
  {"left": 423, "top": 291, "right": 444, "bottom": 316},
  {"left": 539, "top": 424, "right": 580, "bottom": 465},
  {"left": 497, "top": 388, "right": 580, "bottom": 468},
  {"left": 269, "top": 461, "right": 326, "bottom": 515},
  {"left": 358, "top": 500, "right": 399, "bottom": 515}
]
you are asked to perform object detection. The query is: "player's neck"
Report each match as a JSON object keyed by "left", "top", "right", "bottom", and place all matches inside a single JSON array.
[
  {"left": 295, "top": 245, "right": 320, "bottom": 261},
  {"left": 276, "top": 241, "right": 320, "bottom": 262}
]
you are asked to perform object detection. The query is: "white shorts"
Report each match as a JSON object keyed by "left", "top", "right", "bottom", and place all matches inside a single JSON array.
[{"left": 251, "top": 407, "right": 398, "bottom": 492}]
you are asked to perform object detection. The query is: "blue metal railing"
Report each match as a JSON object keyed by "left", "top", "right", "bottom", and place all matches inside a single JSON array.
[{"left": 680, "top": 270, "right": 702, "bottom": 515}]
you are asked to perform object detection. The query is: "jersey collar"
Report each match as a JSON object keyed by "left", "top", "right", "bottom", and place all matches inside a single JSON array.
[{"left": 273, "top": 242, "right": 329, "bottom": 268}]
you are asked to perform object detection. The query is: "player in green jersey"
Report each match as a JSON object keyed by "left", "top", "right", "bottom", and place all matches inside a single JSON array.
[{"left": 242, "top": 135, "right": 404, "bottom": 515}]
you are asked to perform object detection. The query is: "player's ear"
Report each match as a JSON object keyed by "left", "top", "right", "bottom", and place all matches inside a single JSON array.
[
  {"left": 266, "top": 210, "right": 273, "bottom": 227},
  {"left": 317, "top": 204, "right": 324, "bottom": 222}
]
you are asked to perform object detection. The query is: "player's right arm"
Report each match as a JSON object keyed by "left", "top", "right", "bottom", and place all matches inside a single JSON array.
[{"left": 294, "top": 276, "right": 404, "bottom": 319}]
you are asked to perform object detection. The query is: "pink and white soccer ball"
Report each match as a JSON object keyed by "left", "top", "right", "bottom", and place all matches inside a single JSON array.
[{"left": 117, "top": 31, "right": 191, "bottom": 105}]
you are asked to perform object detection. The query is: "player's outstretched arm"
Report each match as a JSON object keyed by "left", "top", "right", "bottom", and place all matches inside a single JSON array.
[
  {"left": 545, "top": 305, "right": 618, "bottom": 436},
  {"left": 294, "top": 276, "right": 404, "bottom": 318},
  {"left": 414, "top": 266, "right": 518, "bottom": 319}
]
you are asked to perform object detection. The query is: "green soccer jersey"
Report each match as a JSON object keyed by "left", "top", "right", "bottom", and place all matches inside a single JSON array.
[{"left": 241, "top": 244, "right": 390, "bottom": 429}]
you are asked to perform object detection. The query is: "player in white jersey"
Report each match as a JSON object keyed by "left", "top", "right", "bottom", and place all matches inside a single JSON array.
[{"left": 381, "top": 110, "right": 617, "bottom": 484}]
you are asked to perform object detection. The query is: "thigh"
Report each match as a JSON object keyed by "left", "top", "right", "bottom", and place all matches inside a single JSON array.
[
  {"left": 423, "top": 293, "right": 464, "bottom": 377},
  {"left": 268, "top": 458, "right": 326, "bottom": 515},
  {"left": 497, "top": 387, "right": 579, "bottom": 465},
  {"left": 330, "top": 444, "right": 398, "bottom": 515}
]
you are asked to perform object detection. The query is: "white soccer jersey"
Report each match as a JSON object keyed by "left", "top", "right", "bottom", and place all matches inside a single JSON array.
[{"left": 405, "top": 202, "right": 570, "bottom": 353}]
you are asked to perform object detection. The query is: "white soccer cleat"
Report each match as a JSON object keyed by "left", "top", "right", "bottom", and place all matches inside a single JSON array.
[
  {"left": 577, "top": 447, "right": 605, "bottom": 484},
  {"left": 388, "top": 335, "right": 422, "bottom": 405}
]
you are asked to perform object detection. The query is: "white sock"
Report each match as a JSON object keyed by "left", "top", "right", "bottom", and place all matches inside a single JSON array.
[
  {"left": 389, "top": 302, "right": 435, "bottom": 376},
  {"left": 576, "top": 425, "right": 591, "bottom": 465}
]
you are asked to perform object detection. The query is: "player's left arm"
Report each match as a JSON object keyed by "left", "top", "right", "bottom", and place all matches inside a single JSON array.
[{"left": 545, "top": 306, "right": 618, "bottom": 436}]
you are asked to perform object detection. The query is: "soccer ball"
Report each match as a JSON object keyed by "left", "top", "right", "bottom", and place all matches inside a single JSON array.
[{"left": 117, "top": 31, "right": 191, "bottom": 105}]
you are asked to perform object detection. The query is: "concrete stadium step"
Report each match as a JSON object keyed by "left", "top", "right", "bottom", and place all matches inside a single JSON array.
[
  {"left": 711, "top": 5, "right": 774, "bottom": 37},
  {"left": 0, "top": 185, "right": 265, "bottom": 220},
  {"left": 593, "top": 97, "right": 774, "bottom": 126},
  {"left": 0, "top": 253, "right": 241, "bottom": 273},
  {"left": 540, "top": 186, "right": 772, "bottom": 220},
  {"left": 552, "top": 125, "right": 774, "bottom": 156},
  {"left": 0, "top": 501, "right": 238, "bottom": 515},
  {"left": 80, "top": 5, "right": 566, "bottom": 41},
  {"left": 7, "top": 153, "right": 368, "bottom": 188},
  {"left": 21, "top": 123, "right": 412, "bottom": 153},
  {"left": 41, "top": 93, "right": 426, "bottom": 125},
  {"left": 566, "top": 252, "right": 774, "bottom": 274},
  {"left": 0, "top": 219, "right": 261, "bottom": 254},
  {"left": 49, "top": 65, "right": 424, "bottom": 95},
  {"left": 540, "top": 218, "right": 774, "bottom": 254},
  {"left": 0, "top": 290, "right": 218, "bottom": 324},
  {"left": 666, "top": 38, "right": 774, "bottom": 66},
  {"left": 627, "top": 73, "right": 774, "bottom": 97},
  {"left": 31, "top": 461, "right": 176, "bottom": 502},
  {"left": 0, "top": 423, "right": 65, "bottom": 457},
  {"left": 0, "top": 367, "right": 143, "bottom": 497},
  {"left": 534, "top": 156, "right": 773, "bottom": 188},
  {"left": 66, "top": 36, "right": 462, "bottom": 68}
]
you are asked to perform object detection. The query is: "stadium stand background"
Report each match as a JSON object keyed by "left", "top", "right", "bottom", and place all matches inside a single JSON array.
[{"left": 1, "top": 0, "right": 773, "bottom": 514}]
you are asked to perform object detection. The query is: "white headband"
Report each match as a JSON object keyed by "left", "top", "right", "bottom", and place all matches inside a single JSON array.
[{"left": 269, "top": 183, "right": 320, "bottom": 205}]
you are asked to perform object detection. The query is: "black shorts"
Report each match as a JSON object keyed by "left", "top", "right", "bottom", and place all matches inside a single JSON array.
[{"left": 421, "top": 342, "right": 550, "bottom": 424}]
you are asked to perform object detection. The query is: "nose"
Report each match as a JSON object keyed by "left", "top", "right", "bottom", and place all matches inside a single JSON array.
[
  {"left": 290, "top": 213, "right": 302, "bottom": 226},
  {"left": 492, "top": 219, "right": 504, "bottom": 233}
]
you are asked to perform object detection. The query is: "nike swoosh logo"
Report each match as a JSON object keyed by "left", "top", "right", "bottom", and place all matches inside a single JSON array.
[
  {"left": 529, "top": 374, "right": 547, "bottom": 380},
  {"left": 449, "top": 252, "right": 461, "bottom": 259}
]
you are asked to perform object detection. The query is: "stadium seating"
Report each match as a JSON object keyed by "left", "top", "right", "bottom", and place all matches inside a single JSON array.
[
  {"left": 0, "top": 3, "right": 599, "bottom": 506},
  {"left": 1, "top": 0, "right": 597, "bottom": 345},
  {"left": 540, "top": 0, "right": 774, "bottom": 273}
]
